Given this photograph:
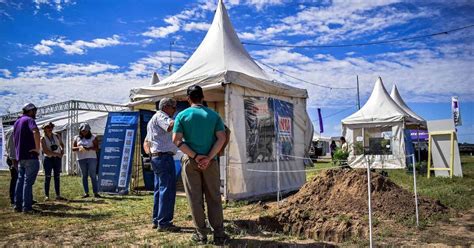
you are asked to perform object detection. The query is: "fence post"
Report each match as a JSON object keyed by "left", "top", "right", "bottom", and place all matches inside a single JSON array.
[{"left": 412, "top": 154, "right": 419, "bottom": 227}]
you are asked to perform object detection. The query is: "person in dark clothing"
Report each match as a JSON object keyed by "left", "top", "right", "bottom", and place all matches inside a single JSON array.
[
  {"left": 330, "top": 140, "right": 337, "bottom": 159},
  {"left": 5, "top": 131, "right": 18, "bottom": 206},
  {"left": 13, "top": 103, "right": 41, "bottom": 213}
]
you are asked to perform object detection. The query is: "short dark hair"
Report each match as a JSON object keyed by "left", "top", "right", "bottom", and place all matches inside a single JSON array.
[
  {"left": 187, "top": 85, "right": 204, "bottom": 103},
  {"left": 340, "top": 136, "right": 346, "bottom": 142}
]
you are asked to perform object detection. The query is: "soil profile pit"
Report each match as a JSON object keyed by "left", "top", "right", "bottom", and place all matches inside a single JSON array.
[{"left": 258, "top": 169, "right": 447, "bottom": 242}]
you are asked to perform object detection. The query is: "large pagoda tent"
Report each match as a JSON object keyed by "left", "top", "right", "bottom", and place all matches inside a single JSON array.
[
  {"left": 341, "top": 77, "right": 418, "bottom": 169},
  {"left": 129, "top": 0, "right": 313, "bottom": 200}
]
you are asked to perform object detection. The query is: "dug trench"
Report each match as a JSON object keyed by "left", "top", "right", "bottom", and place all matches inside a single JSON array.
[{"left": 253, "top": 169, "right": 448, "bottom": 243}]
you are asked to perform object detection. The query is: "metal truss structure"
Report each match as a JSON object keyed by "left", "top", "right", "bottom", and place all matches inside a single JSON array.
[{"left": 1, "top": 100, "right": 128, "bottom": 174}]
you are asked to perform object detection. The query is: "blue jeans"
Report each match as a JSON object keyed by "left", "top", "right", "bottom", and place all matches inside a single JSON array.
[
  {"left": 151, "top": 154, "right": 176, "bottom": 227},
  {"left": 15, "top": 159, "right": 40, "bottom": 211},
  {"left": 78, "top": 158, "right": 98, "bottom": 194},
  {"left": 44, "top": 157, "right": 62, "bottom": 197}
]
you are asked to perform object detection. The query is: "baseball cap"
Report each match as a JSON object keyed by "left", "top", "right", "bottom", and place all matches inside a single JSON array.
[
  {"left": 186, "top": 85, "right": 204, "bottom": 99},
  {"left": 22, "top": 103, "right": 37, "bottom": 112},
  {"left": 79, "top": 122, "right": 91, "bottom": 131}
]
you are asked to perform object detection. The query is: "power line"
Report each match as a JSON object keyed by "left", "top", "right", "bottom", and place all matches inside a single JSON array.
[
  {"left": 323, "top": 105, "right": 355, "bottom": 119},
  {"left": 258, "top": 60, "right": 356, "bottom": 89},
  {"left": 242, "top": 24, "right": 474, "bottom": 49}
]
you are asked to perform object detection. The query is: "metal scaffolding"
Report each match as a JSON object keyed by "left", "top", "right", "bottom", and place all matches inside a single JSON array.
[{"left": 1, "top": 100, "right": 128, "bottom": 174}]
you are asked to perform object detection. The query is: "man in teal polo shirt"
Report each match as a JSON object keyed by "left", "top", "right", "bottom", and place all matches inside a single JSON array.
[{"left": 172, "top": 85, "right": 229, "bottom": 245}]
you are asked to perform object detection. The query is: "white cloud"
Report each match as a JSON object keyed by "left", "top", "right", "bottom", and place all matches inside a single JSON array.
[
  {"left": 142, "top": 24, "right": 180, "bottom": 38},
  {"left": 0, "top": 69, "right": 12, "bottom": 78},
  {"left": 241, "top": 1, "right": 437, "bottom": 42},
  {"left": 33, "top": 35, "right": 122, "bottom": 55},
  {"left": 33, "top": 0, "right": 75, "bottom": 12},
  {"left": 252, "top": 46, "right": 474, "bottom": 108},
  {"left": 183, "top": 22, "right": 211, "bottom": 32},
  {"left": 245, "top": 0, "right": 284, "bottom": 10},
  {"left": 18, "top": 62, "right": 119, "bottom": 78},
  {"left": 128, "top": 51, "right": 188, "bottom": 77}
]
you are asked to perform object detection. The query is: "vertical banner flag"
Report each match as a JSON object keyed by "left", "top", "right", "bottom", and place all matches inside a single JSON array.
[
  {"left": 317, "top": 108, "right": 324, "bottom": 133},
  {"left": 452, "top": 96, "right": 462, "bottom": 126},
  {"left": 98, "top": 112, "right": 139, "bottom": 194},
  {"left": 272, "top": 98, "right": 294, "bottom": 161},
  {"left": 0, "top": 118, "right": 6, "bottom": 170}
]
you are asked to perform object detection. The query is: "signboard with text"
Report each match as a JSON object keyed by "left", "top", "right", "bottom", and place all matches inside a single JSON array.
[{"left": 98, "top": 112, "right": 139, "bottom": 194}]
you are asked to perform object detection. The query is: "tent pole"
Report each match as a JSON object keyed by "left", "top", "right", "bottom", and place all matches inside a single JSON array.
[
  {"left": 417, "top": 125, "right": 421, "bottom": 164},
  {"left": 223, "top": 83, "right": 230, "bottom": 201},
  {"left": 364, "top": 155, "right": 374, "bottom": 248},
  {"left": 412, "top": 154, "right": 419, "bottom": 227}
]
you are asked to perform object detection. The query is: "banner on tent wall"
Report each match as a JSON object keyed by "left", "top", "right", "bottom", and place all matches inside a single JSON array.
[
  {"left": 271, "top": 98, "right": 295, "bottom": 161},
  {"left": 0, "top": 118, "right": 6, "bottom": 170},
  {"left": 98, "top": 112, "right": 139, "bottom": 194},
  {"left": 244, "top": 97, "right": 294, "bottom": 163},
  {"left": 452, "top": 96, "right": 462, "bottom": 126}
]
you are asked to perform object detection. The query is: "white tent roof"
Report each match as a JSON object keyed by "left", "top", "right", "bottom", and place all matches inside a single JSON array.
[
  {"left": 342, "top": 77, "right": 416, "bottom": 125},
  {"left": 129, "top": 0, "right": 307, "bottom": 102},
  {"left": 390, "top": 85, "right": 425, "bottom": 124},
  {"left": 37, "top": 111, "right": 108, "bottom": 134}
]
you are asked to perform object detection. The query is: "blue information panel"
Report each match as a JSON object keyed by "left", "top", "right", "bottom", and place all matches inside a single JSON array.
[{"left": 98, "top": 112, "right": 139, "bottom": 194}]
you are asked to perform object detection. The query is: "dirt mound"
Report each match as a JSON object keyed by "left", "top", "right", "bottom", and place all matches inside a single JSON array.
[{"left": 258, "top": 169, "right": 447, "bottom": 242}]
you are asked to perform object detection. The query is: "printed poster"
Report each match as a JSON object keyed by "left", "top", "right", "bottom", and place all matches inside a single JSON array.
[
  {"left": 244, "top": 97, "right": 294, "bottom": 163},
  {"left": 98, "top": 112, "right": 139, "bottom": 194}
]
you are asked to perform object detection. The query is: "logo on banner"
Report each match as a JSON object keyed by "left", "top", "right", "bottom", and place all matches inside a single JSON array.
[
  {"left": 278, "top": 117, "right": 292, "bottom": 136},
  {"left": 452, "top": 96, "right": 462, "bottom": 126}
]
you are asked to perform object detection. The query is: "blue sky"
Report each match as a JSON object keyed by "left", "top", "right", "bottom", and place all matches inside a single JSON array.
[{"left": 0, "top": 0, "right": 473, "bottom": 142}]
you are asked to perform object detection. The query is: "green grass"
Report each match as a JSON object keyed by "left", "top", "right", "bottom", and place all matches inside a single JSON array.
[
  {"left": 1, "top": 156, "right": 473, "bottom": 246},
  {"left": 388, "top": 156, "right": 474, "bottom": 211}
]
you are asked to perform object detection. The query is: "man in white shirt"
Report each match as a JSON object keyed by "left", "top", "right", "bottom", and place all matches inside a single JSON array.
[{"left": 144, "top": 97, "right": 180, "bottom": 232}]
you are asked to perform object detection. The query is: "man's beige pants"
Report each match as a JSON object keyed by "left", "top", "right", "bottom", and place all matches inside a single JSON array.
[{"left": 181, "top": 155, "right": 225, "bottom": 237}]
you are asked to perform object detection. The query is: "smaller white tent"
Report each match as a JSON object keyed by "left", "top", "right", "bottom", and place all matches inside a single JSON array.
[
  {"left": 390, "top": 85, "right": 426, "bottom": 128},
  {"left": 342, "top": 77, "right": 417, "bottom": 169}
]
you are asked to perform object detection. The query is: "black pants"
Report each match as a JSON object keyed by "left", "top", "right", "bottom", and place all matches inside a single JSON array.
[
  {"left": 44, "top": 157, "right": 62, "bottom": 197},
  {"left": 9, "top": 166, "right": 18, "bottom": 205}
]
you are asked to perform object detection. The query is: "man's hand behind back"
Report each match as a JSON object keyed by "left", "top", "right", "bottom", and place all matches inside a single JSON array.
[{"left": 195, "top": 155, "right": 210, "bottom": 170}]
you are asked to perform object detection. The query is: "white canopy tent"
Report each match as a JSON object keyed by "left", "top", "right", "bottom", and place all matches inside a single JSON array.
[
  {"left": 129, "top": 0, "right": 313, "bottom": 200},
  {"left": 390, "top": 85, "right": 426, "bottom": 127},
  {"left": 342, "top": 77, "right": 419, "bottom": 169}
]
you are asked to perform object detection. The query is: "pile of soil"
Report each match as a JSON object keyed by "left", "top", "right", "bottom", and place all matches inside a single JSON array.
[{"left": 258, "top": 169, "right": 447, "bottom": 242}]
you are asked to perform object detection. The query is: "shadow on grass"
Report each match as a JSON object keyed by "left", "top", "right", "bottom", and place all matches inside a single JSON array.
[
  {"left": 98, "top": 195, "right": 145, "bottom": 201},
  {"left": 34, "top": 203, "right": 87, "bottom": 211},
  {"left": 66, "top": 199, "right": 107, "bottom": 204},
  {"left": 31, "top": 208, "right": 112, "bottom": 220}
]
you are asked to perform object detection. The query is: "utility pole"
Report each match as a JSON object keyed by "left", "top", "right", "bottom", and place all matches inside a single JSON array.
[
  {"left": 357, "top": 75, "right": 361, "bottom": 110},
  {"left": 169, "top": 40, "right": 174, "bottom": 75}
]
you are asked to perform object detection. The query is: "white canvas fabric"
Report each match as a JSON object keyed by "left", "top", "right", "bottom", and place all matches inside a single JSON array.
[
  {"left": 129, "top": 0, "right": 312, "bottom": 200},
  {"left": 341, "top": 77, "right": 412, "bottom": 169},
  {"left": 342, "top": 77, "right": 416, "bottom": 125},
  {"left": 129, "top": 0, "right": 307, "bottom": 101},
  {"left": 390, "top": 85, "right": 426, "bottom": 127}
]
